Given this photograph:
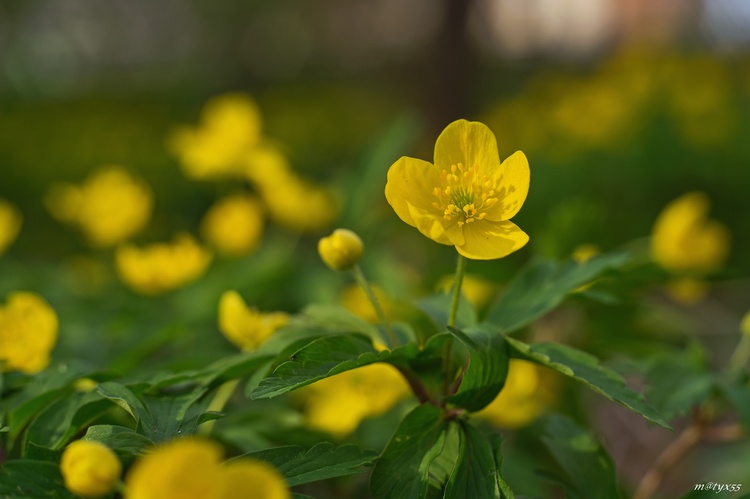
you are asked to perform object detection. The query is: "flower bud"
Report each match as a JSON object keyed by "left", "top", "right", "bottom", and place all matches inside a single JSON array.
[
  {"left": 318, "top": 229, "right": 363, "bottom": 271},
  {"left": 60, "top": 440, "right": 122, "bottom": 497}
]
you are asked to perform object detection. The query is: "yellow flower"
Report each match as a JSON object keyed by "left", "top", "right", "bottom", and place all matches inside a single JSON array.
[
  {"left": 0, "top": 292, "right": 58, "bottom": 374},
  {"left": 201, "top": 194, "right": 265, "bottom": 256},
  {"left": 115, "top": 233, "right": 212, "bottom": 295},
  {"left": 385, "top": 120, "right": 529, "bottom": 260},
  {"left": 125, "top": 438, "right": 290, "bottom": 499},
  {"left": 218, "top": 291, "right": 288, "bottom": 351},
  {"left": 318, "top": 229, "right": 364, "bottom": 271},
  {"left": 436, "top": 274, "right": 495, "bottom": 309},
  {"left": 304, "top": 364, "right": 410, "bottom": 437},
  {"left": 0, "top": 198, "right": 22, "bottom": 255},
  {"left": 572, "top": 244, "right": 600, "bottom": 263},
  {"left": 651, "top": 192, "right": 729, "bottom": 274},
  {"left": 665, "top": 277, "right": 708, "bottom": 305},
  {"left": 60, "top": 440, "right": 122, "bottom": 498},
  {"left": 45, "top": 167, "right": 153, "bottom": 247},
  {"left": 477, "top": 360, "right": 553, "bottom": 429},
  {"left": 168, "top": 93, "right": 263, "bottom": 180}
]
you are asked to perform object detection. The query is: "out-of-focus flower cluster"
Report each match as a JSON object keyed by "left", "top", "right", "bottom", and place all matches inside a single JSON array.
[{"left": 483, "top": 50, "right": 741, "bottom": 160}]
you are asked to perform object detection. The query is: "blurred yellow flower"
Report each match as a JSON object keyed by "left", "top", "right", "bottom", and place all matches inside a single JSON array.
[
  {"left": 340, "top": 284, "right": 392, "bottom": 324},
  {"left": 651, "top": 192, "right": 729, "bottom": 274},
  {"left": 0, "top": 292, "right": 58, "bottom": 374},
  {"left": 125, "top": 438, "right": 289, "bottom": 499},
  {"left": 385, "top": 120, "right": 529, "bottom": 260},
  {"left": 318, "top": 229, "right": 364, "bottom": 271},
  {"left": 572, "top": 244, "right": 600, "bottom": 263},
  {"left": 45, "top": 167, "right": 152, "bottom": 247},
  {"left": 168, "top": 93, "right": 263, "bottom": 180},
  {"left": 0, "top": 198, "right": 22, "bottom": 255},
  {"left": 115, "top": 233, "right": 212, "bottom": 295},
  {"left": 436, "top": 273, "right": 495, "bottom": 309},
  {"left": 217, "top": 291, "right": 288, "bottom": 352},
  {"left": 201, "top": 194, "right": 265, "bottom": 256},
  {"left": 665, "top": 277, "right": 709, "bottom": 305},
  {"left": 304, "top": 363, "right": 410, "bottom": 437},
  {"left": 741, "top": 311, "right": 750, "bottom": 338},
  {"left": 60, "top": 440, "right": 121, "bottom": 498},
  {"left": 477, "top": 360, "right": 553, "bottom": 429}
]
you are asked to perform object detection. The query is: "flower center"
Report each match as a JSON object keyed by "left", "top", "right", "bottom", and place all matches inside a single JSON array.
[{"left": 432, "top": 163, "right": 498, "bottom": 227}]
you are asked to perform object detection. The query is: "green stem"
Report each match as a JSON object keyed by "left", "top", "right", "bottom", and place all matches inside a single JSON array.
[
  {"left": 352, "top": 265, "right": 398, "bottom": 347},
  {"left": 443, "top": 254, "right": 467, "bottom": 398},
  {"left": 727, "top": 334, "right": 750, "bottom": 379},
  {"left": 447, "top": 255, "right": 467, "bottom": 328},
  {"left": 199, "top": 379, "right": 240, "bottom": 435}
]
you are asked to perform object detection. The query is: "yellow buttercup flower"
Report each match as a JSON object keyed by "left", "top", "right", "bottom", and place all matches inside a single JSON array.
[
  {"left": 201, "top": 194, "right": 265, "bottom": 256},
  {"left": 115, "top": 233, "right": 212, "bottom": 295},
  {"left": 60, "top": 440, "right": 122, "bottom": 498},
  {"left": 477, "top": 360, "right": 554, "bottom": 429},
  {"left": 168, "top": 93, "right": 263, "bottom": 180},
  {"left": 0, "top": 292, "right": 58, "bottom": 374},
  {"left": 0, "top": 198, "right": 22, "bottom": 255},
  {"left": 304, "top": 364, "right": 410, "bottom": 437},
  {"left": 125, "top": 438, "right": 290, "bottom": 499},
  {"left": 318, "top": 229, "right": 364, "bottom": 271},
  {"left": 45, "top": 167, "right": 152, "bottom": 247},
  {"left": 385, "top": 120, "right": 529, "bottom": 260},
  {"left": 651, "top": 192, "right": 729, "bottom": 274},
  {"left": 218, "top": 291, "right": 288, "bottom": 351}
]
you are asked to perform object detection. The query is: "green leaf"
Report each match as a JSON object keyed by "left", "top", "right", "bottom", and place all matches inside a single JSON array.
[
  {"left": 370, "top": 404, "right": 448, "bottom": 499},
  {"left": 251, "top": 334, "right": 418, "bottom": 399},
  {"left": 147, "top": 352, "right": 272, "bottom": 392},
  {"left": 23, "top": 392, "right": 111, "bottom": 453},
  {"left": 644, "top": 348, "right": 713, "bottom": 420},
  {"left": 487, "top": 434, "right": 514, "bottom": 499},
  {"left": 242, "top": 442, "right": 378, "bottom": 487},
  {"left": 505, "top": 337, "right": 670, "bottom": 428},
  {"left": 417, "top": 292, "right": 477, "bottom": 330},
  {"left": 443, "top": 423, "right": 501, "bottom": 499},
  {"left": 541, "top": 415, "right": 621, "bottom": 499},
  {"left": 0, "top": 460, "right": 78, "bottom": 498},
  {"left": 719, "top": 380, "right": 750, "bottom": 430},
  {"left": 445, "top": 327, "right": 509, "bottom": 412},
  {"left": 96, "top": 382, "right": 147, "bottom": 423},
  {"left": 484, "top": 252, "right": 631, "bottom": 334},
  {"left": 83, "top": 425, "right": 154, "bottom": 462}
]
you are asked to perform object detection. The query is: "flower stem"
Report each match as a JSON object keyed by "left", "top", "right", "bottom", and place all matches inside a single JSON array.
[
  {"left": 199, "top": 379, "right": 240, "bottom": 435},
  {"left": 447, "top": 255, "right": 467, "bottom": 328},
  {"left": 443, "top": 254, "right": 467, "bottom": 398},
  {"left": 352, "top": 265, "right": 398, "bottom": 347}
]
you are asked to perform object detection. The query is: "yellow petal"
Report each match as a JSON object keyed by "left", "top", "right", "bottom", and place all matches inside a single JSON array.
[
  {"left": 456, "top": 220, "right": 529, "bottom": 260},
  {"left": 385, "top": 156, "right": 441, "bottom": 227},
  {"left": 406, "top": 202, "right": 454, "bottom": 245},
  {"left": 485, "top": 151, "right": 530, "bottom": 221},
  {"left": 433, "top": 120, "right": 500, "bottom": 173}
]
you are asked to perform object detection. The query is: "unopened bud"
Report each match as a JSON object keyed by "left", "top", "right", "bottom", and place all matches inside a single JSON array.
[{"left": 318, "top": 229, "right": 364, "bottom": 271}]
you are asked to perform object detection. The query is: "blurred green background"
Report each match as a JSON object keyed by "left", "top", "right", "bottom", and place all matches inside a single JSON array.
[{"left": 2, "top": 1, "right": 750, "bottom": 496}]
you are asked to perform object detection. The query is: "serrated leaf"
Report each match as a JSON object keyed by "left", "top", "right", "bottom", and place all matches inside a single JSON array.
[
  {"left": 242, "top": 442, "right": 378, "bottom": 486},
  {"left": 505, "top": 337, "right": 670, "bottom": 428},
  {"left": 23, "top": 392, "right": 111, "bottom": 453},
  {"left": 485, "top": 252, "right": 631, "bottom": 334},
  {"left": 541, "top": 415, "right": 621, "bottom": 499},
  {"left": 487, "top": 434, "right": 514, "bottom": 499},
  {"left": 370, "top": 404, "right": 448, "bottom": 499},
  {"left": 445, "top": 327, "right": 509, "bottom": 412},
  {"left": 251, "top": 334, "right": 418, "bottom": 399},
  {"left": 0, "top": 460, "right": 78, "bottom": 498},
  {"left": 417, "top": 292, "right": 477, "bottom": 330},
  {"left": 83, "top": 425, "right": 154, "bottom": 461},
  {"left": 443, "top": 423, "right": 501, "bottom": 499}
]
